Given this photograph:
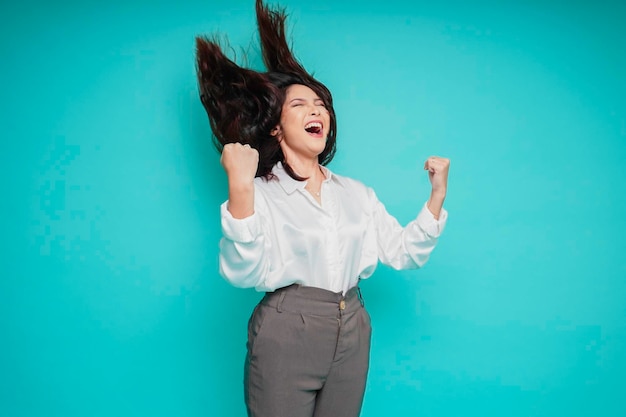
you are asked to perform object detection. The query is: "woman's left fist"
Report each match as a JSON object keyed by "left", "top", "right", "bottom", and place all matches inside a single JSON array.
[{"left": 424, "top": 156, "right": 450, "bottom": 196}]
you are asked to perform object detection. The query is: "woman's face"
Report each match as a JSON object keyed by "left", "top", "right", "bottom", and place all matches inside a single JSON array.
[{"left": 273, "top": 84, "right": 330, "bottom": 162}]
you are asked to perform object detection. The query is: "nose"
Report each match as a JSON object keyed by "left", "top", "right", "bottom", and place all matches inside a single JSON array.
[{"left": 310, "top": 107, "right": 320, "bottom": 116}]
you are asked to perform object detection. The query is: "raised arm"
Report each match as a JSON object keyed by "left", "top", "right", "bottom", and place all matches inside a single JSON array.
[
  {"left": 372, "top": 156, "right": 450, "bottom": 270},
  {"left": 219, "top": 143, "right": 270, "bottom": 289}
]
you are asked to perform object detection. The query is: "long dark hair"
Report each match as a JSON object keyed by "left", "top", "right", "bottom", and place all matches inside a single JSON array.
[{"left": 195, "top": 0, "right": 337, "bottom": 180}]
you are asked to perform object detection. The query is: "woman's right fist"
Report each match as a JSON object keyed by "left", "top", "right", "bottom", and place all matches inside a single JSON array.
[{"left": 220, "top": 143, "right": 259, "bottom": 185}]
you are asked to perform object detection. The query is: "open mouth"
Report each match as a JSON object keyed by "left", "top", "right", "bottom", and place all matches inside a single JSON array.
[{"left": 304, "top": 122, "right": 323, "bottom": 135}]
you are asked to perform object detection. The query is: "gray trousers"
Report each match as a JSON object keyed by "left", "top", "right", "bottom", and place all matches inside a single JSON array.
[{"left": 244, "top": 284, "right": 372, "bottom": 417}]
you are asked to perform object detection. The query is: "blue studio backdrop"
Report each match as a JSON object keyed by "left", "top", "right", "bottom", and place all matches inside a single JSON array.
[{"left": 2, "top": 0, "right": 625, "bottom": 416}]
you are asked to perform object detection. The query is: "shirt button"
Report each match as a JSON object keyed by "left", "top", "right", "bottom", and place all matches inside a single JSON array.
[{"left": 339, "top": 300, "right": 346, "bottom": 310}]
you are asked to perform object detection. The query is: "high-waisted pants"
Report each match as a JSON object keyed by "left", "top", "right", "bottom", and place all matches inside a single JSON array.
[{"left": 244, "top": 284, "right": 372, "bottom": 417}]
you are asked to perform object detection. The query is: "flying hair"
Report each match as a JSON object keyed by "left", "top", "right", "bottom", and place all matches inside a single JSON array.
[
  {"left": 195, "top": 0, "right": 337, "bottom": 180},
  {"left": 255, "top": 0, "right": 337, "bottom": 169}
]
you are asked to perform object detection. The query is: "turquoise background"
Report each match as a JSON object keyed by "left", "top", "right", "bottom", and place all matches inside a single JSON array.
[{"left": 2, "top": 0, "right": 625, "bottom": 416}]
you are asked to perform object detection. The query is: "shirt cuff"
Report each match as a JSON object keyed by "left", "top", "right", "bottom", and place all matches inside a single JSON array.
[
  {"left": 415, "top": 202, "right": 447, "bottom": 238},
  {"left": 220, "top": 201, "right": 261, "bottom": 243}
]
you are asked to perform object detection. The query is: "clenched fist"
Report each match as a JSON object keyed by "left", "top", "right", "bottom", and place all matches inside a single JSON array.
[
  {"left": 221, "top": 143, "right": 259, "bottom": 219},
  {"left": 221, "top": 143, "right": 259, "bottom": 185},
  {"left": 424, "top": 156, "right": 450, "bottom": 195}
]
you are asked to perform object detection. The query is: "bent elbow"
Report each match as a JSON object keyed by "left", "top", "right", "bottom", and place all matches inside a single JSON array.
[{"left": 219, "top": 252, "right": 267, "bottom": 289}]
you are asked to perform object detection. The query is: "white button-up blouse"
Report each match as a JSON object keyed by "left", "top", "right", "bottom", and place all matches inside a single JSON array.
[{"left": 219, "top": 162, "right": 448, "bottom": 294}]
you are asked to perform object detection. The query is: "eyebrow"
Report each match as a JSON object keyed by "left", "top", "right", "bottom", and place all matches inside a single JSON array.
[{"left": 289, "top": 97, "right": 324, "bottom": 103}]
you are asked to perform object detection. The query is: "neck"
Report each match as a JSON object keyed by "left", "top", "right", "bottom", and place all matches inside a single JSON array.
[{"left": 283, "top": 154, "right": 321, "bottom": 180}]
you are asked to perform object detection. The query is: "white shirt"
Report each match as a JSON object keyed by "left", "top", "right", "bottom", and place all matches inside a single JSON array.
[{"left": 219, "top": 162, "right": 447, "bottom": 294}]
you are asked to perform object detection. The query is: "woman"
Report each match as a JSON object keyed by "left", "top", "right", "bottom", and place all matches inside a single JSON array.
[{"left": 196, "top": 1, "right": 449, "bottom": 416}]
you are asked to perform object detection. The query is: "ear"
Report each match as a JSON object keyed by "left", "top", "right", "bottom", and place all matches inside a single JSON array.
[{"left": 270, "top": 125, "right": 281, "bottom": 138}]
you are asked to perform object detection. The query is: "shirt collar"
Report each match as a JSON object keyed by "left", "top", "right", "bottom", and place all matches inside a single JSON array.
[{"left": 272, "top": 161, "right": 335, "bottom": 195}]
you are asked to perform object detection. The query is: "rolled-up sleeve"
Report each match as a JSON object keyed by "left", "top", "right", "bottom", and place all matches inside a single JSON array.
[{"left": 414, "top": 202, "right": 447, "bottom": 238}]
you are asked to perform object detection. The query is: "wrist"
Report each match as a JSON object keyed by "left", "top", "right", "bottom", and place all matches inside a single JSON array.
[
  {"left": 429, "top": 188, "right": 446, "bottom": 201},
  {"left": 227, "top": 181, "right": 255, "bottom": 219},
  {"left": 427, "top": 191, "right": 446, "bottom": 220},
  {"left": 228, "top": 177, "right": 254, "bottom": 192}
]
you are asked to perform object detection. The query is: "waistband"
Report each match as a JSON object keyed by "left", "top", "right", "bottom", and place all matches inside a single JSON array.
[{"left": 261, "top": 284, "right": 364, "bottom": 316}]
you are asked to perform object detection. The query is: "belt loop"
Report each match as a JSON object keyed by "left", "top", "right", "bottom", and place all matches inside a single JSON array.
[
  {"left": 357, "top": 286, "right": 364, "bottom": 307},
  {"left": 276, "top": 289, "right": 287, "bottom": 313}
]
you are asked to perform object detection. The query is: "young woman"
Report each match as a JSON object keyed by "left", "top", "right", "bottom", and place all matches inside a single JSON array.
[{"left": 196, "top": 1, "right": 449, "bottom": 416}]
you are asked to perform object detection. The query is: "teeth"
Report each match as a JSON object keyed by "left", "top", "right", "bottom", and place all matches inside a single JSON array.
[{"left": 305, "top": 122, "right": 322, "bottom": 129}]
